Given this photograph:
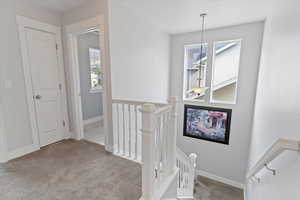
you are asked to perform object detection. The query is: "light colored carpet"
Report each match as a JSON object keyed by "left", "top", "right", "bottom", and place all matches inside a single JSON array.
[
  {"left": 0, "top": 140, "right": 141, "bottom": 200},
  {"left": 0, "top": 140, "right": 244, "bottom": 200},
  {"left": 194, "top": 175, "right": 244, "bottom": 200}
]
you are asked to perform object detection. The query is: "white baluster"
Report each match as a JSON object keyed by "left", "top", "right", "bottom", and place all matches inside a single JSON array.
[
  {"left": 128, "top": 104, "right": 131, "bottom": 158},
  {"left": 134, "top": 105, "right": 138, "bottom": 160},
  {"left": 161, "top": 112, "right": 168, "bottom": 177},
  {"left": 188, "top": 153, "right": 197, "bottom": 195},
  {"left": 140, "top": 104, "right": 156, "bottom": 200},
  {"left": 167, "top": 96, "right": 179, "bottom": 173},
  {"left": 122, "top": 103, "right": 126, "bottom": 155},
  {"left": 155, "top": 115, "right": 162, "bottom": 187},
  {"left": 116, "top": 103, "right": 120, "bottom": 153}
]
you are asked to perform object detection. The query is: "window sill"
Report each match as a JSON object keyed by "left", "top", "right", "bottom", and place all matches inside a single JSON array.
[
  {"left": 89, "top": 89, "right": 103, "bottom": 94},
  {"left": 183, "top": 99, "right": 205, "bottom": 104},
  {"left": 210, "top": 99, "right": 237, "bottom": 105}
]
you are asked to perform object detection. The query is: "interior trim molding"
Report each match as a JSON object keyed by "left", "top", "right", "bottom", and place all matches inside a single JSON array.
[
  {"left": 105, "top": 144, "right": 114, "bottom": 153},
  {"left": 8, "top": 144, "right": 40, "bottom": 161},
  {"left": 0, "top": 103, "right": 8, "bottom": 163},
  {"left": 65, "top": 14, "right": 114, "bottom": 149},
  {"left": 196, "top": 169, "right": 244, "bottom": 189},
  {"left": 83, "top": 116, "right": 104, "bottom": 126}
]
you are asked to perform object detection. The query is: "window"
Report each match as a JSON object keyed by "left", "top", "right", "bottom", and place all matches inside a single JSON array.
[
  {"left": 210, "top": 40, "right": 242, "bottom": 104},
  {"left": 89, "top": 48, "right": 102, "bottom": 91},
  {"left": 183, "top": 44, "right": 208, "bottom": 101}
]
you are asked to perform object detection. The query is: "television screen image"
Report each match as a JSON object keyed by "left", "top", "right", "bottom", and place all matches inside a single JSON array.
[{"left": 183, "top": 105, "right": 232, "bottom": 145}]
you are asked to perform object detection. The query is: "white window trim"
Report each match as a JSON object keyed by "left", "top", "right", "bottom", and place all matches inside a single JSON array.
[
  {"left": 89, "top": 88, "right": 103, "bottom": 93},
  {"left": 210, "top": 39, "right": 242, "bottom": 105},
  {"left": 182, "top": 43, "right": 209, "bottom": 102}
]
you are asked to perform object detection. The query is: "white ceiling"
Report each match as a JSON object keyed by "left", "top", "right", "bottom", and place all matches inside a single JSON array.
[
  {"left": 23, "top": 0, "right": 90, "bottom": 14},
  {"left": 118, "top": 0, "right": 272, "bottom": 34},
  {"left": 22, "top": 0, "right": 272, "bottom": 33}
]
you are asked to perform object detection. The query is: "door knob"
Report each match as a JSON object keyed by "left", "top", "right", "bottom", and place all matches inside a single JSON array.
[{"left": 35, "top": 95, "right": 42, "bottom": 100}]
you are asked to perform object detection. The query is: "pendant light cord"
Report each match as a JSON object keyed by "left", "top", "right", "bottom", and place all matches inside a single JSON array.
[{"left": 199, "top": 13, "right": 207, "bottom": 88}]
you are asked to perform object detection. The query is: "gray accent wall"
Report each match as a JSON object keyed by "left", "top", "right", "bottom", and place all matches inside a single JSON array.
[
  {"left": 77, "top": 33, "right": 103, "bottom": 121},
  {"left": 170, "top": 21, "right": 265, "bottom": 184}
]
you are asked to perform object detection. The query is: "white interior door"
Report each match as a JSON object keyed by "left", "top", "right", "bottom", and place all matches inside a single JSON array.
[{"left": 25, "top": 28, "right": 64, "bottom": 147}]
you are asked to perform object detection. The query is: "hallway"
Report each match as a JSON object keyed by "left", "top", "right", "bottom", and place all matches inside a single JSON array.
[{"left": 84, "top": 120, "right": 105, "bottom": 145}]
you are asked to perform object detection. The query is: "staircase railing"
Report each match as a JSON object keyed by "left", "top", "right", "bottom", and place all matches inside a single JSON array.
[
  {"left": 247, "top": 138, "right": 300, "bottom": 181},
  {"left": 176, "top": 148, "right": 197, "bottom": 199}
]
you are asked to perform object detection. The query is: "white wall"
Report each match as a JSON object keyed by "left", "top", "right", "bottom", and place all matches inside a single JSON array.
[
  {"left": 170, "top": 22, "right": 264, "bottom": 185},
  {"left": 247, "top": 0, "right": 300, "bottom": 199},
  {"left": 0, "top": 0, "right": 61, "bottom": 155},
  {"left": 108, "top": 0, "right": 170, "bottom": 102}
]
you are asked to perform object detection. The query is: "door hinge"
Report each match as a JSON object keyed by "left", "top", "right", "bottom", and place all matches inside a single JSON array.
[
  {"left": 59, "top": 83, "right": 62, "bottom": 91},
  {"left": 56, "top": 44, "right": 58, "bottom": 50},
  {"left": 63, "top": 120, "right": 66, "bottom": 127}
]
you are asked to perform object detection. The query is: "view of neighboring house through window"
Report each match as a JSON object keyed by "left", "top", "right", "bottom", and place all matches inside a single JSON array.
[
  {"left": 183, "top": 44, "right": 208, "bottom": 101},
  {"left": 183, "top": 39, "right": 242, "bottom": 104},
  {"left": 211, "top": 40, "right": 241, "bottom": 104},
  {"left": 89, "top": 48, "right": 102, "bottom": 91}
]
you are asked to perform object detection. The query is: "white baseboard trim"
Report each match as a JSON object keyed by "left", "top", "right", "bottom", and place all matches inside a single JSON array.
[
  {"left": 244, "top": 189, "right": 248, "bottom": 200},
  {"left": 83, "top": 116, "right": 103, "bottom": 126},
  {"left": 64, "top": 131, "right": 72, "bottom": 139},
  {"left": 105, "top": 144, "right": 114, "bottom": 153},
  {"left": 196, "top": 169, "right": 244, "bottom": 189},
  {"left": 0, "top": 153, "right": 8, "bottom": 163},
  {"left": 8, "top": 144, "right": 40, "bottom": 161}
]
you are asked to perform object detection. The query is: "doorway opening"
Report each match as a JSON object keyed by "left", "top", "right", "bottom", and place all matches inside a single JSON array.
[
  {"left": 66, "top": 16, "right": 111, "bottom": 149},
  {"left": 77, "top": 30, "right": 105, "bottom": 145}
]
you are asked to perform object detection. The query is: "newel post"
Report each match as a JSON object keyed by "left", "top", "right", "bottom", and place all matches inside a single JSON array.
[
  {"left": 168, "top": 96, "right": 179, "bottom": 173},
  {"left": 189, "top": 153, "right": 197, "bottom": 194},
  {"left": 140, "top": 104, "right": 156, "bottom": 200}
]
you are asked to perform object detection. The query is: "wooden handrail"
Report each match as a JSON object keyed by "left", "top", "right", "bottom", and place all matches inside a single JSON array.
[{"left": 247, "top": 138, "right": 300, "bottom": 179}]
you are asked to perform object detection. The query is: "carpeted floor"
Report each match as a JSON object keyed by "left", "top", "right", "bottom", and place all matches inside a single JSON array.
[
  {"left": 0, "top": 140, "right": 243, "bottom": 200},
  {"left": 194, "top": 175, "right": 244, "bottom": 200},
  {"left": 0, "top": 140, "right": 142, "bottom": 200}
]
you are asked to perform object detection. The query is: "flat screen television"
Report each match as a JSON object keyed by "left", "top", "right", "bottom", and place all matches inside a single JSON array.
[{"left": 183, "top": 105, "right": 232, "bottom": 145}]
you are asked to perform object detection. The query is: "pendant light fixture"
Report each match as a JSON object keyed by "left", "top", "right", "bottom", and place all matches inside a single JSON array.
[{"left": 192, "top": 13, "right": 207, "bottom": 96}]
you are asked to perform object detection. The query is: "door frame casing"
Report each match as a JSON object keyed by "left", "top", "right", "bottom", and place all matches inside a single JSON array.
[
  {"left": 16, "top": 16, "right": 69, "bottom": 158},
  {"left": 0, "top": 102, "right": 8, "bottom": 163},
  {"left": 65, "top": 15, "right": 114, "bottom": 152}
]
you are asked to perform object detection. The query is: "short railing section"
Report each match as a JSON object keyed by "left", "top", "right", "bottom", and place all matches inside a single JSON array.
[
  {"left": 112, "top": 99, "right": 166, "bottom": 162},
  {"left": 176, "top": 148, "right": 197, "bottom": 199},
  {"left": 140, "top": 97, "right": 178, "bottom": 200},
  {"left": 112, "top": 97, "right": 198, "bottom": 200}
]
